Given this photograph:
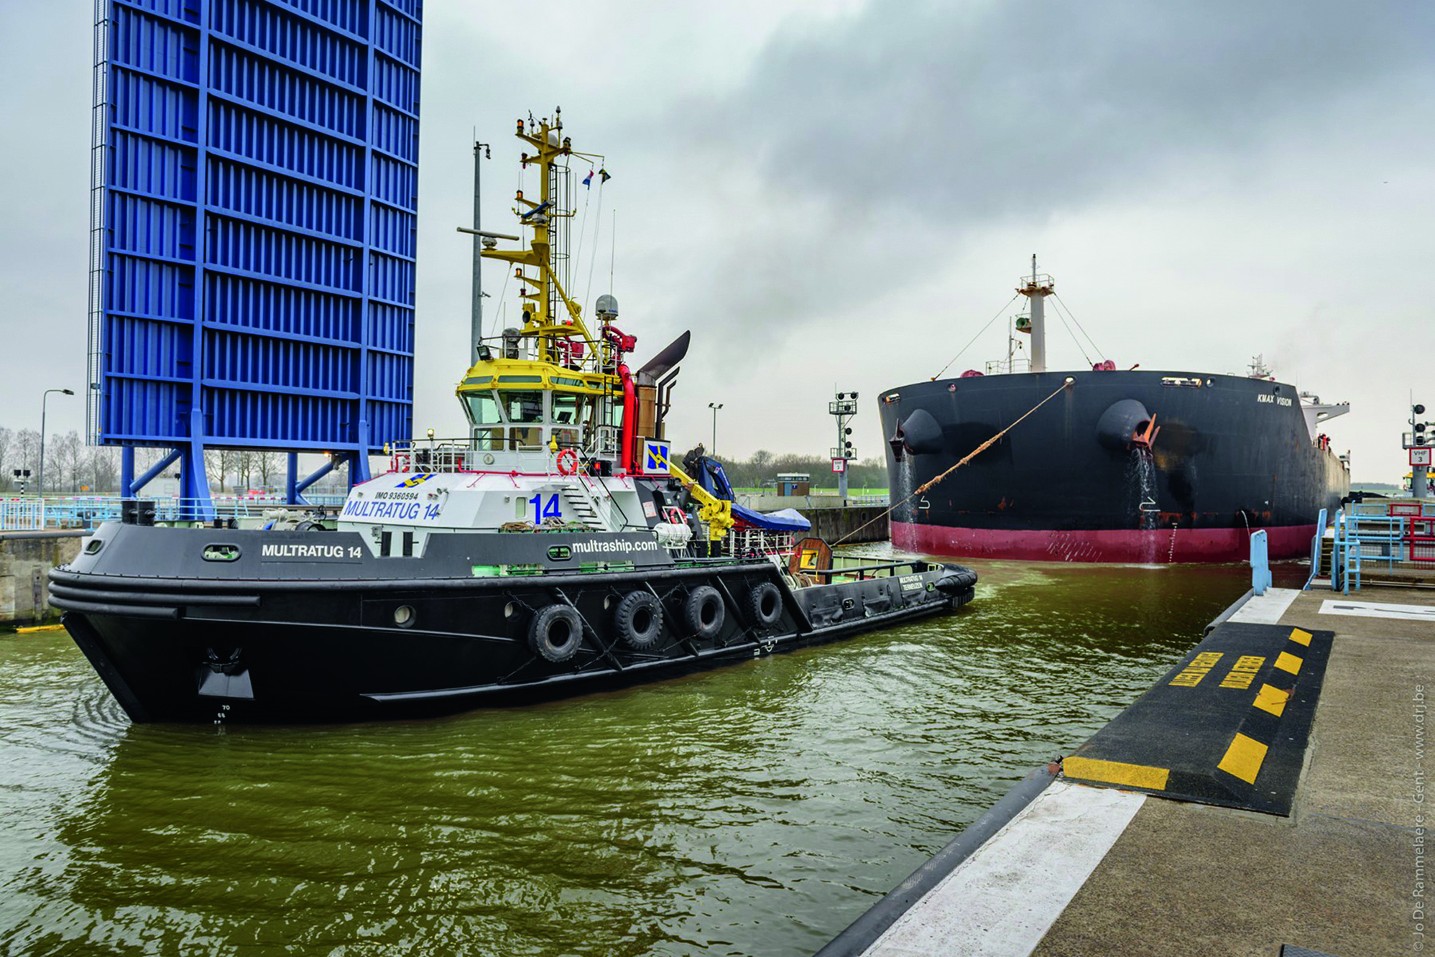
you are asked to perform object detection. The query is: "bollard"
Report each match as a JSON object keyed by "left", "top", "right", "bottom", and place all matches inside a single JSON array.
[{"left": 1249, "top": 529, "right": 1271, "bottom": 595}]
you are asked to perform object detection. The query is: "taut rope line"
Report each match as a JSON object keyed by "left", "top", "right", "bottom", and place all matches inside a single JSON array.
[{"left": 832, "top": 378, "right": 1074, "bottom": 547}]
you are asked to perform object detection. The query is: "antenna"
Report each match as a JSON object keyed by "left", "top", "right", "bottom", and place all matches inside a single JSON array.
[
  {"left": 470, "top": 140, "right": 491, "bottom": 354},
  {"left": 609, "top": 210, "right": 617, "bottom": 295}
]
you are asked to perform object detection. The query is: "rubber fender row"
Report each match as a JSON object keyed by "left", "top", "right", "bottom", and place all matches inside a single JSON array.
[{"left": 528, "top": 580, "right": 787, "bottom": 664}]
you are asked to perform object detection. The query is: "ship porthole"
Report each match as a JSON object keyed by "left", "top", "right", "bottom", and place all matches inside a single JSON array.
[
  {"left": 504, "top": 601, "right": 516, "bottom": 619},
  {"left": 394, "top": 605, "right": 416, "bottom": 628}
]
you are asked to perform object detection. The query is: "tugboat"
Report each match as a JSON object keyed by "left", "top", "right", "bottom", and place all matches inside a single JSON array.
[{"left": 51, "top": 112, "right": 977, "bottom": 724}]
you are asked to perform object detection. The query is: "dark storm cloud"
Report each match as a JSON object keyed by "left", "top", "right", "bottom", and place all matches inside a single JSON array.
[
  {"left": 689, "top": 0, "right": 1433, "bottom": 219},
  {"left": 637, "top": 0, "right": 1435, "bottom": 353}
]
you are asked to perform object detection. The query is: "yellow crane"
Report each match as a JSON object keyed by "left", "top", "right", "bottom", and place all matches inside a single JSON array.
[{"left": 657, "top": 451, "right": 735, "bottom": 543}]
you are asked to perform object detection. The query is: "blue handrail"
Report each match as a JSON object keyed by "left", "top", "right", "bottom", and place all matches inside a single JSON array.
[
  {"left": 1320, "top": 501, "right": 1435, "bottom": 592},
  {"left": 3, "top": 495, "right": 268, "bottom": 529}
]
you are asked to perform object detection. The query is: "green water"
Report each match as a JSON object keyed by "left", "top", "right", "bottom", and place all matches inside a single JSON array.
[{"left": 0, "top": 561, "right": 1271, "bottom": 956}]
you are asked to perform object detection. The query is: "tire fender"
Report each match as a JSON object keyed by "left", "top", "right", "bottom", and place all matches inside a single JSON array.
[
  {"left": 683, "top": 585, "right": 726, "bottom": 640},
  {"left": 748, "top": 581, "right": 783, "bottom": 628},
  {"left": 613, "top": 591, "right": 664, "bottom": 651},
  {"left": 529, "top": 604, "right": 584, "bottom": 663}
]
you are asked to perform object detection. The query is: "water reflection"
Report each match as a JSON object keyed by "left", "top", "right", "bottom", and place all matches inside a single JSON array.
[{"left": 1, "top": 561, "right": 1261, "bottom": 956}]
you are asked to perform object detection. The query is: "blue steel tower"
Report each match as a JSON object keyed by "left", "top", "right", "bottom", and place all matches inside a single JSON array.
[{"left": 88, "top": 0, "right": 422, "bottom": 514}]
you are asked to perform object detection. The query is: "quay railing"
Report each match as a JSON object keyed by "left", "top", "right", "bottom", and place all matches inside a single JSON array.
[
  {"left": 1315, "top": 500, "right": 1435, "bottom": 593},
  {"left": 0, "top": 495, "right": 350, "bottom": 531},
  {"left": 0, "top": 498, "right": 46, "bottom": 531}
]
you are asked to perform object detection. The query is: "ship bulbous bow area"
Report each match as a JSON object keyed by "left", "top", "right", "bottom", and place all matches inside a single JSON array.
[
  {"left": 889, "top": 408, "right": 944, "bottom": 461},
  {"left": 1096, "top": 398, "right": 1159, "bottom": 453}
]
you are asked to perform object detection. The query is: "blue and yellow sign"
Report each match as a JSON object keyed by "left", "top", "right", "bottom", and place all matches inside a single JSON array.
[
  {"left": 642, "top": 439, "right": 671, "bottom": 475},
  {"left": 396, "top": 473, "right": 436, "bottom": 488}
]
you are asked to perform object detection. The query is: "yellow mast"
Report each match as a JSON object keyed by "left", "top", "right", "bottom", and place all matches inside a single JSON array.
[{"left": 481, "top": 110, "right": 602, "bottom": 365}]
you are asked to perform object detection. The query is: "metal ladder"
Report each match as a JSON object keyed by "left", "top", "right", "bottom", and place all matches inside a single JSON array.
[{"left": 559, "top": 478, "right": 607, "bottom": 529}]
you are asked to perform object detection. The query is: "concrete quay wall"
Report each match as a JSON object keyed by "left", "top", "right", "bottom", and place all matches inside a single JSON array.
[
  {"left": 802, "top": 506, "right": 889, "bottom": 545},
  {"left": 1, "top": 531, "right": 85, "bottom": 628}
]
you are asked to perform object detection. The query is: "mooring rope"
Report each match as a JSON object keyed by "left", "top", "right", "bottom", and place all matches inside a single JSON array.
[{"left": 831, "top": 378, "right": 1074, "bottom": 547}]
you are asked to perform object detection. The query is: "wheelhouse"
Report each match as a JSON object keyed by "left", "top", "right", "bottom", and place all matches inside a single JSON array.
[{"left": 456, "top": 359, "right": 626, "bottom": 472}]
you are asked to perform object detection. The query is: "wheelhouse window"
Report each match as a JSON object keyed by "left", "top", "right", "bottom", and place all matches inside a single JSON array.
[
  {"left": 499, "top": 391, "right": 546, "bottom": 449},
  {"left": 462, "top": 392, "right": 505, "bottom": 450},
  {"left": 462, "top": 392, "right": 502, "bottom": 425},
  {"left": 501, "top": 391, "right": 545, "bottom": 423},
  {"left": 552, "top": 391, "right": 588, "bottom": 448}
]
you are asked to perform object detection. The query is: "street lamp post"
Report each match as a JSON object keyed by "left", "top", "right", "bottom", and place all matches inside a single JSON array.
[
  {"left": 708, "top": 402, "right": 724, "bottom": 456},
  {"left": 38, "top": 388, "right": 75, "bottom": 496}
]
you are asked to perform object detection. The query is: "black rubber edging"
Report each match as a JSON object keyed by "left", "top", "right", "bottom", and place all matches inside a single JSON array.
[
  {"left": 1203, "top": 587, "right": 1254, "bottom": 635},
  {"left": 0, "top": 529, "right": 92, "bottom": 541},
  {"left": 813, "top": 765, "right": 1057, "bottom": 957}
]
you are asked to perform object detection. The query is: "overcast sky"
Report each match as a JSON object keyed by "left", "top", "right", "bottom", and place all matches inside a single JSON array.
[{"left": 2, "top": 1, "right": 1432, "bottom": 484}]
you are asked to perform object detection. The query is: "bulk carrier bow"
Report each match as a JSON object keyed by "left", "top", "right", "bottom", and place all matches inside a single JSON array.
[{"left": 881, "top": 258, "right": 1350, "bottom": 563}]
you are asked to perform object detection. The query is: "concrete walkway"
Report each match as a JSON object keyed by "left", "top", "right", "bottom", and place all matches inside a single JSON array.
[{"left": 818, "top": 585, "right": 1428, "bottom": 957}]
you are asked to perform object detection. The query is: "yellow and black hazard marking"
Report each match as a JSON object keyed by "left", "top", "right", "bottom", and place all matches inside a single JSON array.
[{"left": 1062, "top": 622, "right": 1332, "bottom": 815}]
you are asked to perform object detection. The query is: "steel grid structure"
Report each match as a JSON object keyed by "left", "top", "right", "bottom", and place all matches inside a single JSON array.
[{"left": 88, "top": 0, "right": 422, "bottom": 513}]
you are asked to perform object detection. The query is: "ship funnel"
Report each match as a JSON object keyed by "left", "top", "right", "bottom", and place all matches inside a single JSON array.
[
  {"left": 892, "top": 408, "right": 944, "bottom": 458},
  {"left": 1096, "top": 399, "right": 1159, "bottom": 452}
]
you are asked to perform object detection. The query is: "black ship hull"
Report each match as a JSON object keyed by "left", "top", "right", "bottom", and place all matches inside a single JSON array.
[
  {"left": 880, "top": 370, "right": 1348, "bottom": 563},
  {"left": 50, "top": 524, "right": 975, "bottom": 724}
]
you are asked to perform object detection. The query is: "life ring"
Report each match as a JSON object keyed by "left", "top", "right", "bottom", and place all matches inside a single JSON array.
[
  {"left": 556, "top": 448, "right": 580, "bottom": 475},
  {"left": 529, "top": 604, "right": 584, "bottom": 663},
  {"left": 683, "top": 585, "right": 726, "bottom": 640},
  {"left": 748, "top": 581, "right": 783, "bottom": 627},
  {"left": 613, "top": 591, "right": 664, "bottom": 650}
]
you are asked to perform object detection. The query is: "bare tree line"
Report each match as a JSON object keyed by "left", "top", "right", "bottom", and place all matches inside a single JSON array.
[
  {"left": 0, "top": 425, "right": 291, "bottom": 495},
  {"left": 0, "top": 426, "right": 889, "bottom": 496},
  {"left": 201, "top": 448, "right": 285, "bottom": 492},
  {"left": 0, "top": 427, "right": 118, "bottom": 493},
  {"left": 699, "top": 448, "right": 891, "bottom": 491}
]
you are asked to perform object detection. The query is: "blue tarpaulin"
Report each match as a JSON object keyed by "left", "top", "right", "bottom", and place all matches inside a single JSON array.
[{"left": 693, "top": 458, "right": 811, "bottom": 532}]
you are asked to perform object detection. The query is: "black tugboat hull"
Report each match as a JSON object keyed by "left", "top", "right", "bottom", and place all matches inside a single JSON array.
[
  {"left": 880, "top": 370, "right": 1349, "bottom": 563},
  {"left": 51, "top": 524, "right": 976, "bottom": 724}
]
